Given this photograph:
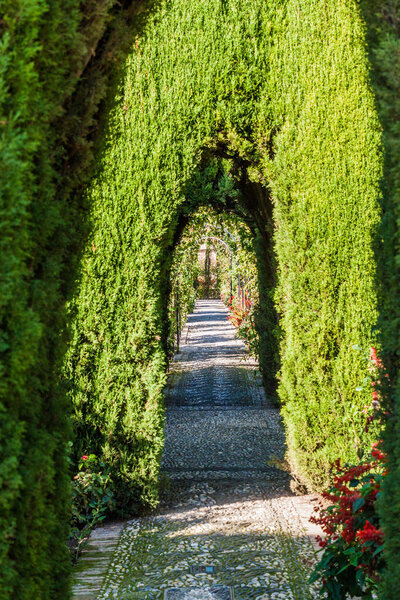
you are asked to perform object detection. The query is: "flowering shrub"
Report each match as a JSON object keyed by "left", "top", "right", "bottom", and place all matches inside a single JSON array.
[
  {"left": 70, "top": 453, "right": 115, "bottom": 556},
  {"left": 309, "top": 445, "right": 386, "bottom": 598},
  {"left": 360, "top": 346, "right": 388, "bottom": 433},
  {"left": 224, "top": 294, "right": 259, "bottom": 358},
  {"left": 226, "top": 294, "right": 245, "bottom": 327},
  {"left": 309, "top": 346, "right": 387, "bottom": 598}
]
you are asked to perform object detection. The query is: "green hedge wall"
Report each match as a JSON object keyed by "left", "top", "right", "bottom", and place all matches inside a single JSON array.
[
  {"left": 0, "top": 0, "right": 139, "bottom": 597},
  {"left": 269, "top": 0, "right": 383, "bottom": 490},
  {"left": 0, "top": 2, "right": 82, "bottom": 598},
  {"left": 67, "top": 0, "right": 382, "bottom": 512},
  {"left": 360, "top": 2, "right": 400, "bottom": 596}
]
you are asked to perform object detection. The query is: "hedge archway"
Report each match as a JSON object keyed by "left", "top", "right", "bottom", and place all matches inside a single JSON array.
[
  {"left": 4, "top": 0, "right": 400, "bottom": 598},
  {"left": 65, "top": 0, "right": 381, "bottom": 507}
]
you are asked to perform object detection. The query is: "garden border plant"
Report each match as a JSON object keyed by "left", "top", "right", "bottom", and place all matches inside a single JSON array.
[
  {"left": 309, "top": 346, "right": 387, "bottom": 598},
  {"left": 310, "top": 446, "right": 386, "bottom": 599},
  {"left": 69, "top": 453, "right": 115, "bottom": 561}
]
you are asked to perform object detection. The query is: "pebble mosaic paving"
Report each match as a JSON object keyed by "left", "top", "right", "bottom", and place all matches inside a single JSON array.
[{"left": 73, "top": 300, "right": 322, "bottom": 600}]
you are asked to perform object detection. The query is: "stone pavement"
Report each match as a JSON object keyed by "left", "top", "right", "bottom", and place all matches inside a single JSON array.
[{"left": 73, "top": 300, "right": 321, "bottom": 600}]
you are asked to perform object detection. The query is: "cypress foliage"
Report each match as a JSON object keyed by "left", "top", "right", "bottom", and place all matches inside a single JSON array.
[
  {"left": 360, "top": 2, "right": 400, "bottom": 596},
  {"left": 67, "top": 0, "right": 382, "bottom": 511},
  {"left": 269, "top": 0, "right": 383, "bottom": 490},
  {"left": 2, "top": 0, "right": 395, "bottom": 596},
  {"left": 0, "top": 0, "right": 138, "bottom": 597},
  {"left": 0, "top": 2, "right": 82, "bottom": 597}
]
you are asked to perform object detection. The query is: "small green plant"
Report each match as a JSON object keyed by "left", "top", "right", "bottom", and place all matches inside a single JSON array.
[{"left": 70, "top": 454, "right": 115, "bottom": 557}]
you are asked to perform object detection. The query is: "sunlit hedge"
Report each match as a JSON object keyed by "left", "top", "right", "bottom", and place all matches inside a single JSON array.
[
  {"left": 66, "top": 0, "right": 382, "bottom": 510},
  {"left": 270, "top": 0, "right": 382, "bottom": 489}
]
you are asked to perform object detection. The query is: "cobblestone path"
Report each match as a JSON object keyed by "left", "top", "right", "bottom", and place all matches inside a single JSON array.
[{"left": 73, "top": 300, "right": 321, "bottom": 600}]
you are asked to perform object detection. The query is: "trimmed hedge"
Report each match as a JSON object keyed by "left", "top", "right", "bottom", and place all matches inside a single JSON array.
[
  {"left": 64, "top": 2, "right": 278, "bottom": 509},
  {"left": 360, "top": 2, "right": 400, "bottom": 596},
  {"left": 3, "top": 0, "right": 399, "bottom": 597},
  {"left": 66, "top": 0, "right": 382, "bottom": 512},
  {"left": 0, "top": 0, "right": 140, "bottom": 597},
  {"left": 269, "top": 0, "right": 383, "bottom": 490},
  {"left": 0, "top": 2, "right": 82, "bottom": 598}
]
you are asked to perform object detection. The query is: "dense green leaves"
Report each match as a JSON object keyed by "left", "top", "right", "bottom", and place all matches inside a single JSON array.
[
  {"left": 271, "top": 0, "right": 382, "bottom": 490},
  {"left": 67, "top": 0, "right": 382, "bottom": 511},
  {"left": 360, "top": 2, "right": 400, "bottom": 596},
  {"left": 0, "top": 1, "right": 84, "bottom": 597},
  {"left": 0, "top": 0, "right": 134, "bottom": 597}
]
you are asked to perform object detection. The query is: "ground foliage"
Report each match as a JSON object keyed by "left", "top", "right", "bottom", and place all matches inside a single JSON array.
[
  {"left": 1, "top": 0, "right": 397, "bottom": 597},
  {"left": 70, "top": 453, "right": 115, "bottom": 561},
  {"left": 310, "top": 446, "right": 386, "bottom": 599}
]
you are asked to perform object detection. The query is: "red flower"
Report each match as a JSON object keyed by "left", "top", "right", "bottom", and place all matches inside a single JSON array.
[
  {"left": 370, "top": 346, "right": 383, "bottom": 369},
  {"left": 356, "top": 520, "right": 383, "bottom": 545},
  {"left": 371, "top": 448, "right": 386, "bottom": 460},
  {"left": 81, "top": 454, "right": 88, "bottom": 461}
]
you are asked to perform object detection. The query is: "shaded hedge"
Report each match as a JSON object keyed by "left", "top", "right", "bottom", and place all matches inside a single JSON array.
[
  {"left": 0, "top": 0, "right": 142, "bottom": 597},
  {"left": 0, "top": 2, "right": 82, "bottom": 597},
  {"left": 360, "top": 2, "right": 400, "bottom": 596}
]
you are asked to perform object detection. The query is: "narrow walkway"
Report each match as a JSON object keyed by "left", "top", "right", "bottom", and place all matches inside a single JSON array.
[
  {"left": 74, "top": 300, "right": 320, "bottom": 600},
  {"left": 162, "top": 299, "right": 283, "bottom": 481}
]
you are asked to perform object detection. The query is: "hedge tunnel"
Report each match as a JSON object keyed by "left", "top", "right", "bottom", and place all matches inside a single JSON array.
[{"left": 2, "top": 0, "right": 400, "bottom": 598}]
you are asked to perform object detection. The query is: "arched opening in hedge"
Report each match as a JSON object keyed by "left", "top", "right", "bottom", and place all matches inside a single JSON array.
[
  {"left": 66, "top": 148, "right": 280, "bottom": 511},
  {"left": 166, "top": 156, "right": 277, "bottom": 378},
  {"left": 65, "top": 2, "right": 382, "bottom": 497},
  {"left": 5, "top": 0, "right": 399, "bottom": 598}
]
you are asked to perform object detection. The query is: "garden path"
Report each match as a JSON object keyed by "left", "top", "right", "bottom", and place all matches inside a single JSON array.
[{"left": 73, "top": 300, "right": 321, "bottom": 600}]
